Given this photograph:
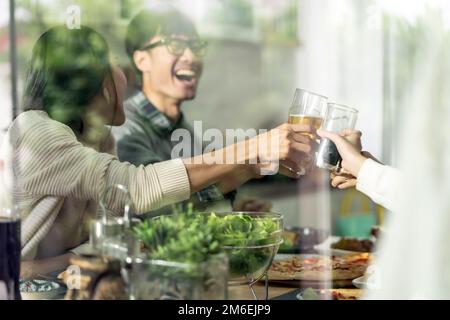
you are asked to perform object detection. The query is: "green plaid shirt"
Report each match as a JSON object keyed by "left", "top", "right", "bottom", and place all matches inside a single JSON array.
[{"left": 112, "top": 91, "right": 232, "bottom": 213}]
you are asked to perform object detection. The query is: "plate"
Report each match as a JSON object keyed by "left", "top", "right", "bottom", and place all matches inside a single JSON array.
[
  {"left": 352, "top": 274, "right": 377, "bottom": 290},
  {"left": 313, "top": 236, "right": 371, "bottom": 256},
  {"left": 20, "top": 279, "right": 66, "bottom": 300},
  {"left": 352, "top": 276, "right": 366, "bottom": 289}
]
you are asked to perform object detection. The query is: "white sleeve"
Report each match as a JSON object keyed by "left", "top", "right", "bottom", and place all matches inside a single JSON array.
[{"left": 356, "top": 159, "right": 401, "bottom": 212}]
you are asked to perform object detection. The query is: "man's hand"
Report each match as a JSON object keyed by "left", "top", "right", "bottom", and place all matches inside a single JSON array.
[{"left": 255, "top": 123, "right": 315, "bottom": 179}]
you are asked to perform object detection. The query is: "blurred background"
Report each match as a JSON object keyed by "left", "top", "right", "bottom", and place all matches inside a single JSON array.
[{"left": 0, "top": 0, "right": 447, "bottom": 236}]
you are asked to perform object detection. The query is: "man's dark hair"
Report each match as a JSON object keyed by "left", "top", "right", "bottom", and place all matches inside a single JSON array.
[
  {"left": 125, "top": 6, "right": 198, "bottom": 78},
  {"left": 23, "top": 26, "right": 114, "bottom": 135}
]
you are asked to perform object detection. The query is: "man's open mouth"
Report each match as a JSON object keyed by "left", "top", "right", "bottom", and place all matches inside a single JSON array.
[{"left": 174, "top": 69, "right": 196, "bottom": 82}]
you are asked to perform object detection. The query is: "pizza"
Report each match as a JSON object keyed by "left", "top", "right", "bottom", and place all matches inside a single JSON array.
[
  {"left": 268, "top": 253, "right": 370, "bottom": 281},
  {"left": 326, "top": 289, "right": 363, "bottom": 300},
  {"left": 300, "top": 288, "right": 363, "bottom": 300}
]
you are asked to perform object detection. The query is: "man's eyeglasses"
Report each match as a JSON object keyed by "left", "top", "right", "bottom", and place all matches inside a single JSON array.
[{"left": 140, "top": 38, "right": 208, "bottom": 57}]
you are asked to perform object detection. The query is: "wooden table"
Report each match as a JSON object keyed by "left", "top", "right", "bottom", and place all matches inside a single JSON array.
[{"left": 228, "top": 283, "right": 296, "bottom": 300}]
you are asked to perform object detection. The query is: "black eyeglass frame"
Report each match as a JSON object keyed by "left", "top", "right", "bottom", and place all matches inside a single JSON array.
[{"left": 140, "top": 38, "right": 208, "bottom": 57}]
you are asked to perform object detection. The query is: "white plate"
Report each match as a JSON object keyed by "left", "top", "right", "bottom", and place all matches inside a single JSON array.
[
  {"left": 352, "top": 274, "right": 378, "bottom": 290},
  {"left": 352, "top": 276, "right": 366, "bottom": 289},
  {"left": 20, "top": 280, "right": 66, "bottom": 300}
]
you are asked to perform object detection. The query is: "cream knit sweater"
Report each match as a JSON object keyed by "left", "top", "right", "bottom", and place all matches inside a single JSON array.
[
  {"left": 356, "top": 158, "right": 401, "bottom": 212},
  {"left": 1, "top": 111, "right": 191, "bottom": 260}
]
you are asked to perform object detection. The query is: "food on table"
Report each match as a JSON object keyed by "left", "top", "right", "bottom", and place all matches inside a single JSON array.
[
  {"left": 331, "top": 238, "right": 374, "bottom": 252},
  {"left": 20, "top": 279, "right": 60, "bottom": 293},
  {"left": 326, "top": 288, "right": 362, "bottom": 300},
  {"left": 268, "top": 253, "right": 371, "bottom": 281},
  {"left": 19, "top": 279, "right": 68, "bottom": 300},
  {"left": 132, "top": 206, "right": 282, "bottom": 280},
  {"left": 299, "top": 288, "right": 362, "bottom": 300}
]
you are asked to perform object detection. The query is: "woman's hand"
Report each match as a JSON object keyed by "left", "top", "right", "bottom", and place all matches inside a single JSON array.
[
  {"left": 317, "top": 129, "right": 367, "bottom": 189},
  {"left": 329, "top": 170, "right": 357, "bottom": 189}
]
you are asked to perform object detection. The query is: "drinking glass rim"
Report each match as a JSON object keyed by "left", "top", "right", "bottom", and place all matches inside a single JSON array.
[
  {"left": 327, "top": 102, "right": 359, "bottom": 114},
  {"left": 294, "top": 88, "right": 328, "bottom": 100},
  {"left": 199, "top": 211, "right": 283, "bottom": 220},
  {"left": 152, "top": 211, "right": 284, "bottom": 222},
  {"left": 149, "top": 212, "right": 284, "bottom": 247}
]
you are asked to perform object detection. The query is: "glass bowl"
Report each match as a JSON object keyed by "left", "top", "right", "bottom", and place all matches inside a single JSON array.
[
  {"left": 205, "top": 212, "right": 283, "bottom": 286},
  {"left": 137, "top": 211, "right": 283, "bottom": 289},
  {"left": 126, "top": 254, "right": 228, "bottom": 300}
]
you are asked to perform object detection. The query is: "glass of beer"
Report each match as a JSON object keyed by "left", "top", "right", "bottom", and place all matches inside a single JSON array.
[
  {"left": 316, "top": 103, "right": 358, "bottom": 171},
  {"left": 283, "top": 89, "right": 328, "bottom": 175}
]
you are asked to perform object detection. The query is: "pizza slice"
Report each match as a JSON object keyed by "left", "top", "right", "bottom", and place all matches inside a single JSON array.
[{"left": 268, "top": 253, "right": 371, "bottom": 281}]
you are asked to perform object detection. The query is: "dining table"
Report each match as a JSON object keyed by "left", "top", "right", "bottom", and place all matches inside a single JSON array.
[
  {"left": 228, "top": 282, "right": 296, "bottom": 300},
  {"left": 28, "top": 275, "right": 361, "bottom": 300}
]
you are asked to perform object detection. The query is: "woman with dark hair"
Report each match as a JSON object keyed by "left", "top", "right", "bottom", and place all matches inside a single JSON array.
[{"left": 1, "top": 25, "right": 314, "bottom": 278}]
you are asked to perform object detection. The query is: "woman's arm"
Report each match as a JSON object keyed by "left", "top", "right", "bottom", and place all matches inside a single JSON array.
[
  {"left": 21, "top": 253, "right": 74, "bottom": 280},
  {"left": 356, "top": 158, "right": 401, "bottom": 212},
  {"left": 317, "top": 129, "right": 400, "bottom": 211}
]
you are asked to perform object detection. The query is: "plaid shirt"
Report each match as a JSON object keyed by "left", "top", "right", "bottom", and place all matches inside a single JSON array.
[{"left": 112, "top": 91, "right": 231, "bottom": 209}]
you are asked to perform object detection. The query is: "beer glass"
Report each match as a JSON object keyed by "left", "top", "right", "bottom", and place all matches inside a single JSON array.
[
  {"left": 316, "top": 103, "right": 358, "bottom": 171},
  {"left": 283, "top": 89, "right": 328, "bottom": 175}
]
